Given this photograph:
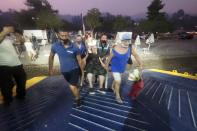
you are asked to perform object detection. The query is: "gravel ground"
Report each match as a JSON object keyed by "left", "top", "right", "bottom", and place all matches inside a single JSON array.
[
  {"left": 22, "top": 38, "right": 197, "bottom": 79},
  {"left": 24, "top": 56, "right": 197, "bottom": 79},
  {"left": 24, "top": 65, "right": 60, "bottom": 79}
]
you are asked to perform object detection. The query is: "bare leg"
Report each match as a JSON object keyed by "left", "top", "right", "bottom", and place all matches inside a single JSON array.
[
  {"left": 69, "top": 84, "right": 81, "bottom": 107},
  {"left": 114, "top": 80, "right": 121, "bottom": 98},
  {"left": 114, "top": 80, "right": 123, "bottom": 103},
  {"left": 69, "top": 85, "right": 80, "bottom": 100},
  {"left": 87, "top": 73, "right": 93, "bottom": 88},
  {"left": 97, "top": 75, "right": 106, "bottom": 94},
  {"left": 87, "top": 73, "right": 95, "bottom": 94},
  {"left": 80, "top": 71, "right": 84, "bottom": 86},
  {"left": 104, "top": 73, "right": 108, "bottom": 89},
  {"left": 112, "top": 72, "right": 123, "bottom": 104},
  {"left": 99, "top": 75, "right": 105, "bottom": 89}
]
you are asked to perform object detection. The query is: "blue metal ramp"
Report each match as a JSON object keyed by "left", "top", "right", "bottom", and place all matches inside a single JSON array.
[
  {"left": 0, "top": 76, "right": 74, "bottom": 131},
  {"left": 137, "top": 70, "right": 197, "bottom": 131},
  {"left": 0, "top": 70, "right": 196, "bottom": 131}
]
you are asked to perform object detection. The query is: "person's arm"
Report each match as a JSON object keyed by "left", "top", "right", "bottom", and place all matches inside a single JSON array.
[
  {"left": 0, "top": 30, "right": 10, "bottom": 43},
  {"left": 48, "top": 52, "right": 55, "bottom": 76},
  {"left": 76, "top": 54, "right": 83, "bottom": 71},
  {"left": 0, "top": 32, "right": 7, "bottom": 43},
  {"left": 103, "top": 49, "right": 114, "bottom": 70},
  {"left": 82, "top": 53, "right": 89, "bottom": 68},
  {"left": 131, "top": 45, "right": 143, "bottom": 69},
  {"left": 99, "top": 57, "right": 107, "bottom": 70},
  {"left": 14, "top": 33, "right": 25, "bottom": 44},
  {"left": 103, "top": 46, "right": 111, "bottom": 60},
  {"left": 0, "top": 27, "right": 14, "bottom": 43}
]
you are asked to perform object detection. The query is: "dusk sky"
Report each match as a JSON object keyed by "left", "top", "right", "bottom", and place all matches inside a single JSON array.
[{"left": 1, "top": 0, "right": 197, "bottom": 16}]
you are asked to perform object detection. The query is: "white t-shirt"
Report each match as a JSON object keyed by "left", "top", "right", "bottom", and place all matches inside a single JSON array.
[
  {"left": 0, "top": 36, "right": 21, "bottom": 66},
  {"left": 134, "top": 35, "right": 141, "bottom": 46},
  {"left": 24, "top": 41, "right": 33, "bottom": 52},
  {"left": 86, "top": 38, "right": 97, "bottom": 53},
  {"left": 24, "top": 41, "right": 36, "bottom": 55}
]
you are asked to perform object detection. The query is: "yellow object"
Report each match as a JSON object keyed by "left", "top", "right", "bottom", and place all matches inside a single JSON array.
[
  {"left": 172, "top": 70, "right": 178, "bottom": 73},
  {"left": 149, "top": 69, "right": 197, "bottom": 80},
  {"left": 25, "top": 76, "right": 47, "bottom": 88}
]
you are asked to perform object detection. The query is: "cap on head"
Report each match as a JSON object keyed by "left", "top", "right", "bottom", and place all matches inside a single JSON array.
[{"left": 120, "top": 33, "right": 132, "bottom": 41}]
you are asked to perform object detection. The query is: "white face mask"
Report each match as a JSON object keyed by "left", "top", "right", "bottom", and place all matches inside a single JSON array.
[
  {"left": 120, "top": 39, "right": 130, "bottom": 48},
  {"left": 121, "top": 43, "right": 129, "bottom": 48}
]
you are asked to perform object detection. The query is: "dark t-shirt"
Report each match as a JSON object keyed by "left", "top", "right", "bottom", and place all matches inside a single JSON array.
[{"left": 97, "top": 42, "right": 110, "bottom": 59}]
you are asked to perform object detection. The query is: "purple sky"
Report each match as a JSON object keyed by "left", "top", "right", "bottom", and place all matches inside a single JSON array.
[{"left": 1, "top": 0, "right": 197, "bottom": 16}]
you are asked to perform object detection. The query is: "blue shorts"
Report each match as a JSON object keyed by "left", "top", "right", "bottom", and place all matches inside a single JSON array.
[{"left": 62, "top": 68, "right": 80, "bottom": 86}]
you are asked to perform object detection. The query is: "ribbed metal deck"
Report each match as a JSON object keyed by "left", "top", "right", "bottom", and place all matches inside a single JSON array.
[{"left": 0, "top": 70, "right": 196, "bottom": 131}]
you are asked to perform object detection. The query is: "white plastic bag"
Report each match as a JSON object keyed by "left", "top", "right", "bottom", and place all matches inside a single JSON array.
[{"left": 128, "top": 69, "right": 141, "bottom": 81}]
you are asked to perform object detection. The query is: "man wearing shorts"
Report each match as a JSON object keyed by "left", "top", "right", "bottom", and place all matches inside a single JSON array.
[{"left": 49, "top": 30, "right": 83, "bottom": 107}]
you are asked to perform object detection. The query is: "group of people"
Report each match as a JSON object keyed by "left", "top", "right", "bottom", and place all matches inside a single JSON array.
[
  {"left": 0, "top": 22, "right": 142, "bottom": 107},
  {"left": 49, "top": 30, "right": 142, "bottom": 106}
]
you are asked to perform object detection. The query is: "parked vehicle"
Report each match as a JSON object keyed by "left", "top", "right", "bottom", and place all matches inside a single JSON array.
[{"left": 178, "top": 32, "right": 194, "bottom": 39}]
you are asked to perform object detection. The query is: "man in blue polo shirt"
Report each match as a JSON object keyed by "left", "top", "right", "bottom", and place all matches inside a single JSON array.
[{"left": 48, "top": 30, "right": 83, "bottom": 107}]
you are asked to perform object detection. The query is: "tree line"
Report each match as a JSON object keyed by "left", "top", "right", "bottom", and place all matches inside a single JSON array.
[{"left": 0, "top": 0, "right": 196, "bottom": 33}]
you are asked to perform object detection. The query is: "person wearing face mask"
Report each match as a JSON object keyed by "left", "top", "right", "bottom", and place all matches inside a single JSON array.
[
  {"left": 103, "top": 33, "right": 142, "bottom": 104},
  {"left": 75, "top": 35, "right": 87, "bottom": 59},
  {"left": 97, "top": 34, "right": 110, "bottom": 63},
  {"left": 48, "top": 30, "right": 83, "bottom": 107},
  {"left": 84, "top": 43, "right": 108, "bottom": 95},
  {"left": 74, "top": 35, "right": 88, "bottom": 87},
  {"left": 0, "top": 23, "right": 27, "bottom": 106},
  {"left": 96, "top": 34, "right": 110, "bottom": 90}
]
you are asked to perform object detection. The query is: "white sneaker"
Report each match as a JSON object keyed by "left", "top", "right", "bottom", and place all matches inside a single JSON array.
[
  {"left": 116, "top": 97, "right": 123, "bottom": 104},
  {"left": 89, "top": 88, "right": 95, "bottom": 95},
  {"left": 97, "top": 88, "right": 106, "bottom": 94}
]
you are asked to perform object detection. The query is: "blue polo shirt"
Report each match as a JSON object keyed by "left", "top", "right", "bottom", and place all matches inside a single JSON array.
[{"left": 51, "top": 42, "right": 80, "bottom": 72}]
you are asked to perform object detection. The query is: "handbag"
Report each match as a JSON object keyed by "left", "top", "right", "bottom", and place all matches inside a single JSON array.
[
  {"left": 127, "top": 57, "right": 133, "bottom": 64},
  {"left": 127, "top": 45, "right": 133, "bottom": 64}
]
